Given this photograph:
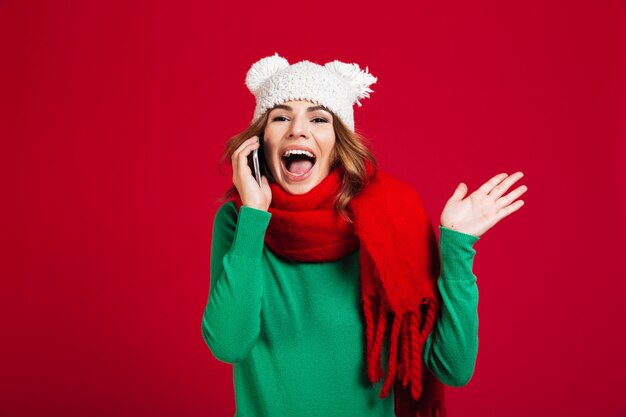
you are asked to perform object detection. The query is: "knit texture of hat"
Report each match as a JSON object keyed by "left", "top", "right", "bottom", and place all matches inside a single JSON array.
[{"left": 245, "top": 53, "right": 377, "bottom": 132}]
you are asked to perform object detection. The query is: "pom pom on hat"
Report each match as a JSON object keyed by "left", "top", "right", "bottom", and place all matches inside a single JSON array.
[
  {"left": 245, "top": 53, "right": 290, "bottom": 96},
  {"left": 246, "top": 52, "right": 377, "bottom": 131},
  {"left": 324, "top": 60, "right": 377, "bottom": 107}
]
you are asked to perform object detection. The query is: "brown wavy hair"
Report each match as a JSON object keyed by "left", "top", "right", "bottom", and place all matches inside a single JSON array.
[{"left": 216, "top": 106, "right": 377, "bottom": 223}]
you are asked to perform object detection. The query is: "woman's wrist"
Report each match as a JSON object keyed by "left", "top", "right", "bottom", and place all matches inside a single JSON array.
[
  {"left": 440, "top": 224, "right": 480, "bottom": 238},
  {"left": 242, "top": 204, "right": 269, "bottom": 212}
]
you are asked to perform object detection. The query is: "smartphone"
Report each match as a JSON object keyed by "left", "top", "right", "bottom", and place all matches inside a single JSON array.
[{"left": 251, "top": 148, "right": 262, "bottom": 188}]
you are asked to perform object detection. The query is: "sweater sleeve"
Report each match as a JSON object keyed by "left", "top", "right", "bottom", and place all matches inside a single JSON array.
[
  {"left": 422, "top": 225, "right": 480, "bottom": 387},
  {"left": 201, "top": 201, "right": 271, "bottom": 364}
]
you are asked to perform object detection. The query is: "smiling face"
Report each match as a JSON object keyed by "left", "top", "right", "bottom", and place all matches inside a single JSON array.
[{"left": 263, "top": 100, "right": 337, "bottom": 195}]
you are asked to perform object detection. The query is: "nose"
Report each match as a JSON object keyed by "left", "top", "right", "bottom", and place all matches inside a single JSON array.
[{"left": 288, "top": 115, "right": 310, "bottom": 139}]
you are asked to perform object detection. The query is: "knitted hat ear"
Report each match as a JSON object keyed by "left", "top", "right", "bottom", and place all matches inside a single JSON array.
[
  {"left": 324, "top": 60, "right": 377, "bottom": 107},
  {"left": 245, "top": 52, "right": 290, "bottom": 96}
]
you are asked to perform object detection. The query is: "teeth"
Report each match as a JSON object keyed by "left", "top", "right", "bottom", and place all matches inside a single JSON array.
[{"left": 282, "top": 149, "right": 315, "bottom": 159}]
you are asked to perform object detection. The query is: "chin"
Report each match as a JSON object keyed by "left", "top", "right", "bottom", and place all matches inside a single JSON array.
[
  {"left": 273, "top": 159, "right": 327, "bottom": 195},
  {"left": 278, "top": 172, "right": 324, "bottom": 195},
  {"left": 278, "top": 177, "right": 321, "bottom": 195}
]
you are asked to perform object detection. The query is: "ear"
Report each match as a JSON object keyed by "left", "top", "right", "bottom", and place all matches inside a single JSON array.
[
  {"left": 324, "top": 60, "right": 377, "bottom": 107},
  {"left": 245, "top": 52, "right": 290, "bottom": 95}
]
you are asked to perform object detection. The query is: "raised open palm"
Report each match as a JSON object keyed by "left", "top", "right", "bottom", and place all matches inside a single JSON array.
[{"left": 440, "top": 172, "right": 528, "bottom": 238}]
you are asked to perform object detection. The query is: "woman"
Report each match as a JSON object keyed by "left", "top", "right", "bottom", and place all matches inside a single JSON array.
[{"left": 201, "top": 53, "right": 527, "bottom": 417}]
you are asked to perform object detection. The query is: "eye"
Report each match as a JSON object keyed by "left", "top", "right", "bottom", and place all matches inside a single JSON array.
[{"left": 271, "top": 116, "right": 329, "bottom": 123}]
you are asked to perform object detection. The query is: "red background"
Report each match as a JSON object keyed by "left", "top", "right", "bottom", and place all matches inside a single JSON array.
[{"left": 2, "top": 1, "right": 625, "bottom": 416}]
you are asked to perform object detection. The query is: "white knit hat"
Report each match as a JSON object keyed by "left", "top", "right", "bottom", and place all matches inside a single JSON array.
[{"left": 245, "top": 53, "right": 377, "bottom": 132}]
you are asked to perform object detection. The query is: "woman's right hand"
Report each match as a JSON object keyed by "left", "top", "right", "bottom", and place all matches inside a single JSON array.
[{"left": 231, "top": 136, "right": 272, "bottom": 211}]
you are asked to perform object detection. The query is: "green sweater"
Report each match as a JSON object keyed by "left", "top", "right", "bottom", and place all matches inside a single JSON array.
[{"left": 201, "top": 201, "right": 480, "bottom": 417}]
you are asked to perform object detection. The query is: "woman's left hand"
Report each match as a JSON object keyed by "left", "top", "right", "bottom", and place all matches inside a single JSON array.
[{"left": 440, "top": 172, "right": 528, "bottom": 238}]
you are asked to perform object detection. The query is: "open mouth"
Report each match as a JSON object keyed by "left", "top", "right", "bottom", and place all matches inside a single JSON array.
[{"left": 281, "top": 149, "right": 317, "bottom": 177}]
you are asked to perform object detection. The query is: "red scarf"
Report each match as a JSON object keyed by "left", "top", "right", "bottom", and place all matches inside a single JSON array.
[{"left": 233, "top": 159, "right": 446, "bottom": 417}]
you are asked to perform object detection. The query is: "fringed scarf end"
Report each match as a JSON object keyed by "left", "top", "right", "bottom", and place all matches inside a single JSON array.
[{"left": 364, "top": 294, "right": 440, "bottom": 404}]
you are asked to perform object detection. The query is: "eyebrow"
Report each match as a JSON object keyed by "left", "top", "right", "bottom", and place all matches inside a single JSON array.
[{"left": 270, "top": 104, "right": 331, "bottom": 114}]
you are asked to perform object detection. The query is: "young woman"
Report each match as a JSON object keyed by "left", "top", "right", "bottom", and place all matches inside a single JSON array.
[{"left": 201, "top": 53, "right": 527, "bottom": 417}]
